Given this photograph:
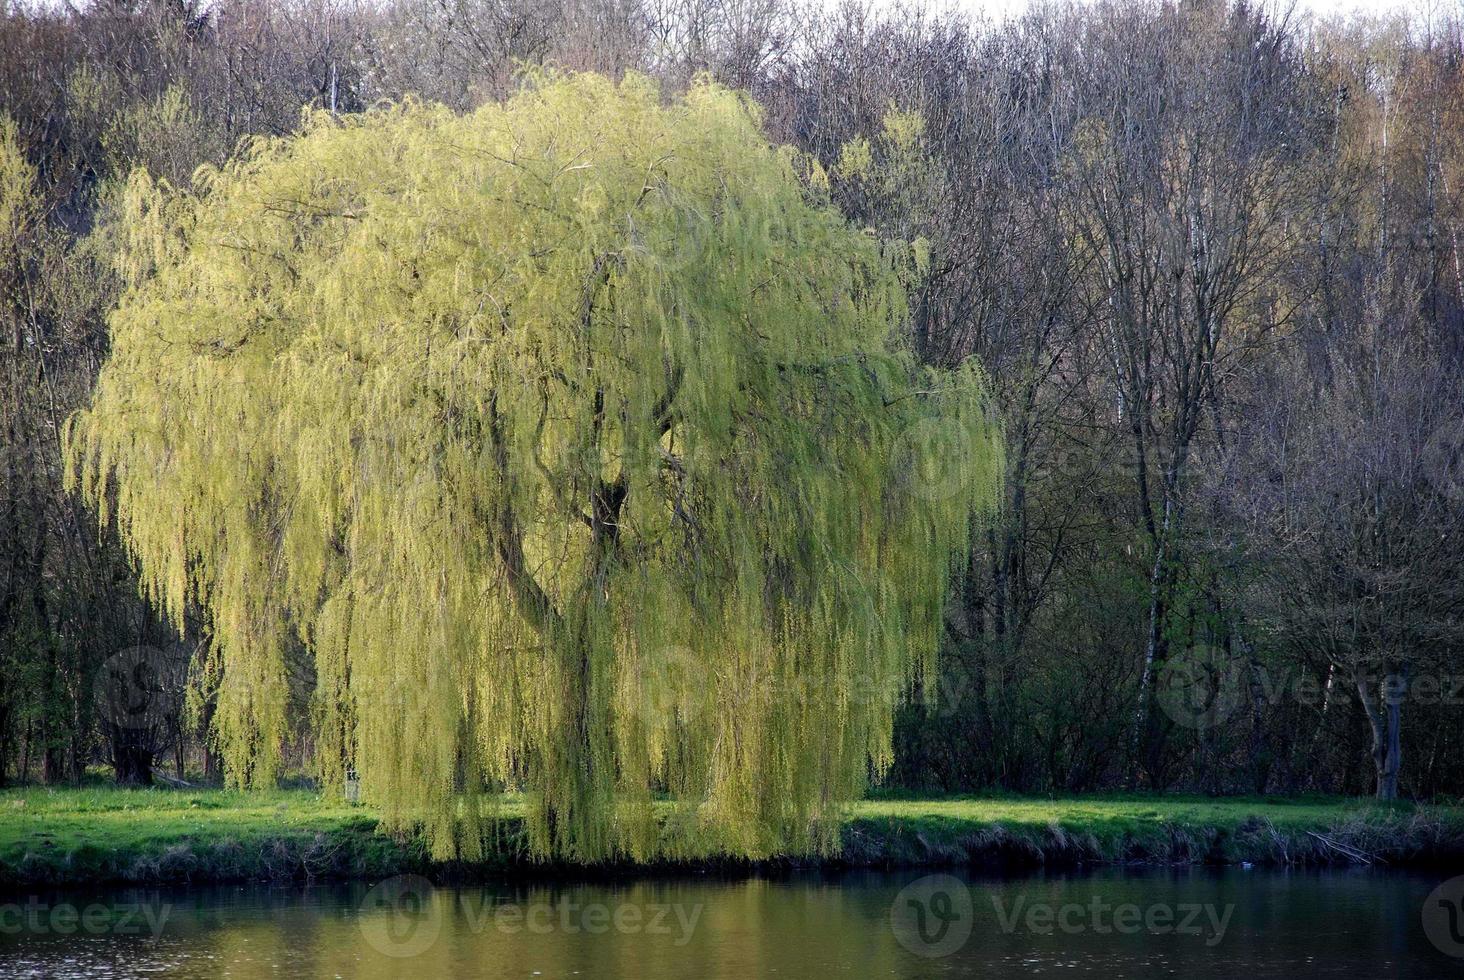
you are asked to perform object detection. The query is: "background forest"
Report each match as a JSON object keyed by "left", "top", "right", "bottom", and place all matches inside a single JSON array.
[{"left": 2, "top": 0, "right": 1463, "bottom": 802}]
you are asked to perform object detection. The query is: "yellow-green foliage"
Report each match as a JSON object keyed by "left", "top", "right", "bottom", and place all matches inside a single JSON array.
[
  {"left": 67, "top": 72, "right": 1002, "bottom": 861},
  {"left": 0, "top": 115, "right": 38, "bottom": 255}
]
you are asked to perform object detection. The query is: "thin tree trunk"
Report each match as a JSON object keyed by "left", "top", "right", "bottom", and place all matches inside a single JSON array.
[
  {"left": 17, "top": 717, "right": 30, "bottom": 785},
  {"left": 1357, "top": 672, "right": 1403, "bottom": 801},
  {"left": 1129, "top": 495, "right": 1173, "bottom": 785},
  {"left": 1380, "top": 674, "right": 1402, "bottom": 800},
  {"left": 1303, "top": 662, "right": 1337, "bottom": 788}
]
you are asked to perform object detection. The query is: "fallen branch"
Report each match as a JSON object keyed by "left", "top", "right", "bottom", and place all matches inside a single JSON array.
[{"left": 1307, "top": 831, "right": 1382, "bottom": 865}]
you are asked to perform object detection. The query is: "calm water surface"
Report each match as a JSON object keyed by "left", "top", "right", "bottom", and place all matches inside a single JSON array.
[{"left": 1, "top": 867, "right": 1458, "bottom": 978}]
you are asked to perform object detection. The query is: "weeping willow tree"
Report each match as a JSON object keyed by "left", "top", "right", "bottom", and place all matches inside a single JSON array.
[{"left": 67, "top": 72, "right": 1002, "bottom": 861}]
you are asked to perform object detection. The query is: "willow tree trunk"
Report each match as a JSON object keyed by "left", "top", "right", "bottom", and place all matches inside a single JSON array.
[{"left": 109, "top": 727, "right": 156, "bottom": 786}]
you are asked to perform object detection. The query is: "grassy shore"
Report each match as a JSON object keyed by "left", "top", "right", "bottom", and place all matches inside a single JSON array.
[{"left": 2, "top": 786, "right": 1461, "bottom": 888}]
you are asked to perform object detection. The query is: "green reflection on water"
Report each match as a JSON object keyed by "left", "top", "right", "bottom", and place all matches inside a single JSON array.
[{"left": 0, "top": 868, "right": 1455, "bottom": 978}]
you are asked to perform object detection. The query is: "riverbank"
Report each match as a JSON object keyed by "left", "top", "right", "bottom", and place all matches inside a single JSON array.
[{"left": 2, "top": 788, "right": 1460, "bottom": 888}]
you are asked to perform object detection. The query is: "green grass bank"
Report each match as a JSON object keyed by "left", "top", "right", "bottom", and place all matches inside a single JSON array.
[{"left": 2, "top": 788, "right": 1461, "bottom": 888}]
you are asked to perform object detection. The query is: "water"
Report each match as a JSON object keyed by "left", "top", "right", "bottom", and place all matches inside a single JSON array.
[{"left": 1, "top": 867, "right": 1458, "bottom": 978}]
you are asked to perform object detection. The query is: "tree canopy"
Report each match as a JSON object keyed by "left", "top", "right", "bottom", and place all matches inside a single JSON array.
[{"left": 67, "top": 71, "right": 1002, "bottom": 860}]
